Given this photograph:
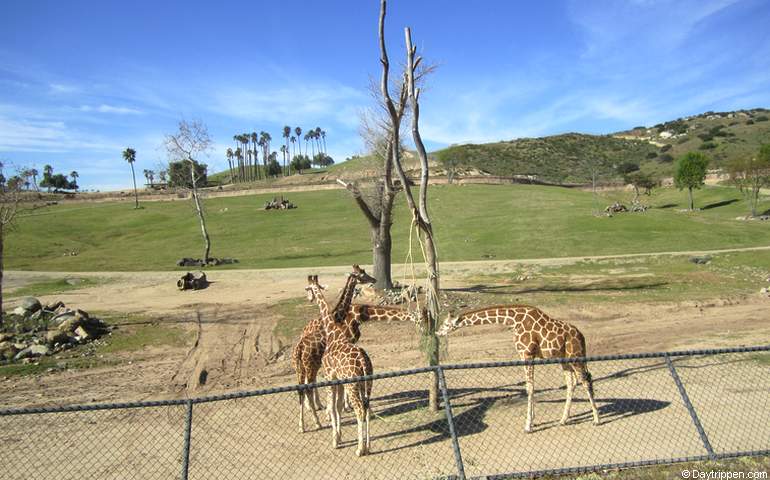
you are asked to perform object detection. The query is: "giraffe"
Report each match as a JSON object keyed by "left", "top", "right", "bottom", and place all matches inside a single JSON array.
[
  {"left": 293, "top": 266, "right": 374, "bottom": 432},
  {"left": 436, "top": 304, "right": 600, "bottom": 432},
  {"left": 306, "top": 274, "right": 374, "bottom": 456}
]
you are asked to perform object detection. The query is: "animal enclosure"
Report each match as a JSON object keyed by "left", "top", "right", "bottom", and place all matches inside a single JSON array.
[{"left": 0, "top": 346, "right": 768, "bottom": 479}]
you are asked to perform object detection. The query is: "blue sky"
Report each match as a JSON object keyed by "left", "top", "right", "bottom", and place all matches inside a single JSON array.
[{"left": 1, "top": 0, "right": 769, "bottom": 190}]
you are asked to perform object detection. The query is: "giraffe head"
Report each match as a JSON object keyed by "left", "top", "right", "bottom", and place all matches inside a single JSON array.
[
  {"left": 349, "top": 264, "right": 376, "bottom": 285},
  {"left": 305, "top": 275, "right": 327, "bottom": 303},
  {"left": 435, "top": 310, "right": 462, "bottom": 336}
]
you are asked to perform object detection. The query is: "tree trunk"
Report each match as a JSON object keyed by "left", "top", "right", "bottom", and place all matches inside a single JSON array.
[
  {"left": 130, "top": 163, "right": 139, "bottom": 209},
  {"left": 688, "top": 187, "right": 694, "bottom": 211},
  {"left": 0, "top": 223, "right": 4, "bottom": 320},
  {"left": 633, "top": 185, "right": 639, "bottom": 204},
  {"left": 189, "top": 161, "right": 211, "bottom": 262},
  {"left": 371, "top": 225, "right": 394, "bottom": 291}
]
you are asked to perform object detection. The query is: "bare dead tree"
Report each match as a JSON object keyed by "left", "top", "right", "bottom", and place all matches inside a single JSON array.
[
  {"left": 1, "top": 162, "right": 22, "bottom": 319},
  {"left": 165, "top": 120, "right": 213, "bottom": 263},
  {"left": 372, "top": 0, "right": 442, "bottom": 410}
]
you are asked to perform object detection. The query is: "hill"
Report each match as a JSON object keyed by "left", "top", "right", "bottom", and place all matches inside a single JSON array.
[{"left": 206, "top": 108, "right": 770, "bottom": 187}]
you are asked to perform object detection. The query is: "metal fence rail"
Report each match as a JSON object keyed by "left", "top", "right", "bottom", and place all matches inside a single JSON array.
[{"left": 0, "top": 345, "right": 768, "bottom": 479}]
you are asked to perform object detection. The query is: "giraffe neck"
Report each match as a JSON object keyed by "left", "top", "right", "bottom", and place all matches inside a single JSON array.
[
  {"left": 361, "top": 305, "right": 416, "bottom": 322},
  {"left": 311, "top": 285, "right": 332, "bottom": 325},
  {"left": 457, "top": 307, "right": 527, "bottom": 330},
  {"left": 332, "top": 275, "right": 359, "bottom": 323}
]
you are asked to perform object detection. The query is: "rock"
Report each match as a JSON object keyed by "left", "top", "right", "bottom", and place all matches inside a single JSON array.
[
  {"left": 29, "top": 345, "right": 50, "bottom": 356},
  {"left": 46, "top": 330, "right": 70, "bottom": 346},
  {"left": 761, "top": 287, "right": 770, "bottom": 296},
  {"left": 45, "top": 301, "right": 66, "bottom": 311},
  {"left": 65, "top": 278, "right": 84, "bottom": 286},
  {"left": 73, "top": 326, "right": 91, "bottom": 341},
  {"left": 0, "top": 333, "right": 12, "bottom": 342},
  {"left": 20, "top": 297, "right": 42, "bottom": 313},
  {"left": 0, "top": 341, "right": 19, "bottom": 361},
  {"left": 12, "top": 306, "right": 26, "bottom": 316},
  {"left": 689, "top": 255, "right": 712, "bottom": 265},
  {"left": 29, "top": 309, "right": 43, "bottom": 321}
]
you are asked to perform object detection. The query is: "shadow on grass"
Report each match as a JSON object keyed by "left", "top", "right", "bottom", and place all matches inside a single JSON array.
[
  {"left": 702, "top": 198, "right": 739, "bottom": 210},
  {"left": 269, "top": 249, "right": 370, "bottom": 261},
  {"left": 444, "top": 279, "right": 668, "bottom": 296},
  {"left": 656, "top": 203, "right": 678, "bottom": 209}
]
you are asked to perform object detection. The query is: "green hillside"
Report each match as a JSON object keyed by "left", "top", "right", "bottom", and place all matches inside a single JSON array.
[
  {"left": 206, "top": 108, "right": 770, "bottom": 188},
  {"left": 6, "top": 184, "right": 769, "bottom": 271},
  {"left": 434, "top": 133, "right": 658, "bottom": 184}
]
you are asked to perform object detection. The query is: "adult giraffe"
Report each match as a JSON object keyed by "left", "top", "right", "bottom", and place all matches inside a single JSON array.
[
  {"left": 436, "top": 304, "right": 600, "bottom": 432},
  {"left": 305, "top": 274, "right": 374, "bottom": 456}
]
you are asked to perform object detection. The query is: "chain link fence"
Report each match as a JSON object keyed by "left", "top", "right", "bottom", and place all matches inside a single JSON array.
[{"left": 1, "top": 345, "right": 768, "bottom": 479}]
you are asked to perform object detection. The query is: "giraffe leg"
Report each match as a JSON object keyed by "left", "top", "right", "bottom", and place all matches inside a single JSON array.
[
  {"left": 346, "top": 383, "right": 369, "bottom": 456},
  {"left": 560, "top": 368, "right": 576, "bottom": 425},
  {"left": 329, "top": 386, "right": 341, "bottom": 448},
  {"left": 577, "top": 365, "right": 601, "bottom": 425},
  {"left": 524, "top": 364, "right": 535, "bottom": 433},
  {"left": 306, "top": 384, "right": 323, "bottom": 431},
  {"left": 298, "top": 389, "right": 306, "bottom": 433}
]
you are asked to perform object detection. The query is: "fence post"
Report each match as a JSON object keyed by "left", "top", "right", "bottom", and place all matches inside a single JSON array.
[
  {"left": 665, "top": 355, "right": 716, "bottom": 460},
  {"left": 181, "top": 399, "right": 194, "bottom": 480},
  {"left": 437, "top": 366, "right": 466, "bottom": 480}
]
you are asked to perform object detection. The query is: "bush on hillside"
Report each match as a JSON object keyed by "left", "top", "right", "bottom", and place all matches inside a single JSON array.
[{"left": 168, "top": 160, "right": 207, "bottom": 188}]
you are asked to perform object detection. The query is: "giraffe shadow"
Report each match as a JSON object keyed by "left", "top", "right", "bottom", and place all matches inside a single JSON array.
[{"left": 360, "top": 362, "right": 678, "bottom": 455}]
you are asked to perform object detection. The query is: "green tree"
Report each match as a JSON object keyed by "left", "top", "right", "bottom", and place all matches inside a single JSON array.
[
  {"left": 267, "top": 152, "right": 282, "bottom": 176},
  {"left": 294, "top": 127, "right": 302, "bottom": 160},
  {"left": 167, "top": 160, "right": 208, "bottom": 188},
  {"left": 290, "top": 154, "right": 311, "bottom": 174},
  {"left": 282, "top": 126, "right": 292, "bottom": 176},
  {"left": 122, "top": 148, "right": 140, "bottom": 208},
  {"left": 728, "top": 143, "right": 770, "bottom": 217},
  {"left": 69, "top": 171, "right": 79, "bottom": 190},
  {"left": 674, "top": 151, "right": 709, "bottom": 211}
]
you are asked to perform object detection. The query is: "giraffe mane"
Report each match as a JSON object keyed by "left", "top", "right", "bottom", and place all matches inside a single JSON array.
[{"left": 455, "top": 304, "right": 535, "bottom": 316}]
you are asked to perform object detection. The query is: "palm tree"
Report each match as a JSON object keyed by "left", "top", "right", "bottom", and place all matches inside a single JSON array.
[
  {"left": 143, "top": 169, "right": 150, "bottom": 186},
  {"left": 70, "top": 171, "right": 79, "bottom": 189},
  {"left": 314, "top": 127, "right": 322, "bottom": 155},
  {"left": 289, "top": 136, "right": 297, "bottom": 173},
  {"left": 251, "top": 132, "right": 260, "bottom": 180},
  {"left": 282, "top": 125, "right": 291, "bottom": 176},
  {"left": 122, "top": 147, "right": 139, "bottom": 208},
  {"left": 294, "top": 127, "right": 302, "bottom": 161},
  {"left": 30, "top": 168, "right": 39, "bottom": 191},
  {"left": 232, "top": 135, "right": 242, "bottom": 182},
  {"left": 320, "top": 130, "right": 327, "bottom": 155},
  {"left": 259, "top": 131, "right": 271, "bottom": 179},
  {"left": 226, "top": 148, "right": 235, "bottom": 183},
  {"left": 280, "top": 145, "right": 287, "bottom": 176},
  {"left": 235, "top": 147, "right": 243, "bottom": 182}
]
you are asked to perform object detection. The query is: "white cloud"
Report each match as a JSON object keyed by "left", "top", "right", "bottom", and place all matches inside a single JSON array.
[
  {"left": 79, "top": 104, "right": 143, "bottom": 115},
  {"left": 0, "top": 115, "right": 119, "bottom": 153},
  {"left": 48, "top": 83, "right": 79, "bottom": 94}
]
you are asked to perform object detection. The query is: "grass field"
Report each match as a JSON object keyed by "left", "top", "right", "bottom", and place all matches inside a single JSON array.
[{"left": 5, "top": 183, "right": 769, "bottom": 271}]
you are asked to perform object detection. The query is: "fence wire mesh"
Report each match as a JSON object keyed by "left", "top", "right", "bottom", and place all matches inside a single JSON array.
[{"left": 0, "top": 347, "right": 768, "bottom": 480}]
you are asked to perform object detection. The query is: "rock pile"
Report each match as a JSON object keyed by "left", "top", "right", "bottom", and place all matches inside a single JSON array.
[
  {"left": 263, "top": 196, "right": 296, "bottom": 210},
  {"left": 0, "top": 298, "right": 109, "bottom": 362},
  {"left": 605, "top": 202, "right": 628, "bottom": 213},
  {"left": 177, "top": 271, "right": 208, "bottom": 291},
  {"left": 176, "top": 257, "right": 238, "bottom": 267}
]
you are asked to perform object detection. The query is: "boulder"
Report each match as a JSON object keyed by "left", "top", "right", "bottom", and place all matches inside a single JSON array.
[
  {"left": 46, "top": 330, "right": 71, "bottom": 346},
  {"left": 73, "top": 326, "right": 91, "bottom": 341},
  {"left": 11, "top": 306, "right": 26, "bottom": 316},
  {"left": 0, "top": 341, "right": 19, "bottom": 361},
  {"left": 20, "top": 297, "right": 42, "bottom": 313},
  {"left": 689, "top": 255, "right": 712, "bottom": 265},
  {"left": 29, "top": 345, "right": 50, "bottom": 356},
  {"left": 0, "top": 333, "right": 12, "bottom": 342}
]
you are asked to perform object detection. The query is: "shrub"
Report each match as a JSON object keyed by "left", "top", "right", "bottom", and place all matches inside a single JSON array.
[
  {"left": 677, "top": 137, "right": 689, "bottom": 144},
  {"left": 658, "top": 154, "right": 674, "bottom": 163},
  {"left": 660, "top": 144, "right": 672, "bottom": 152},
  {"left": 699, "top": 141, "right": 717, "bottom": 150},
  {"left": 756, "top": 115, "right": 769, "bottom": 122},
  {"left": 746, "top": 119, "right": 755, "bottom": 125},
  {"left": 167, "top": 160, "right": 207, "bottom": 188},
  {"left": 646, "top": 151, "right": 658, "bottom": 159}
]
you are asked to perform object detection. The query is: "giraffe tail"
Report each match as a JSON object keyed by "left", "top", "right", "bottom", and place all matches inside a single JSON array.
[{"left": 582, "top": 369, "right": 595, "bottom": 398}]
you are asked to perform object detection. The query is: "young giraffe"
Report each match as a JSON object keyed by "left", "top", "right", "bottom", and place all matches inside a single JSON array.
[
  {"left": 306, "top": 274, "right": 374, "bottom": 456},
  {"left": 436, "top": 304, "right": 600, "bottom": 432},
  {"left": 293, "top": 266, "right": 374, "bottom": 432}
]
